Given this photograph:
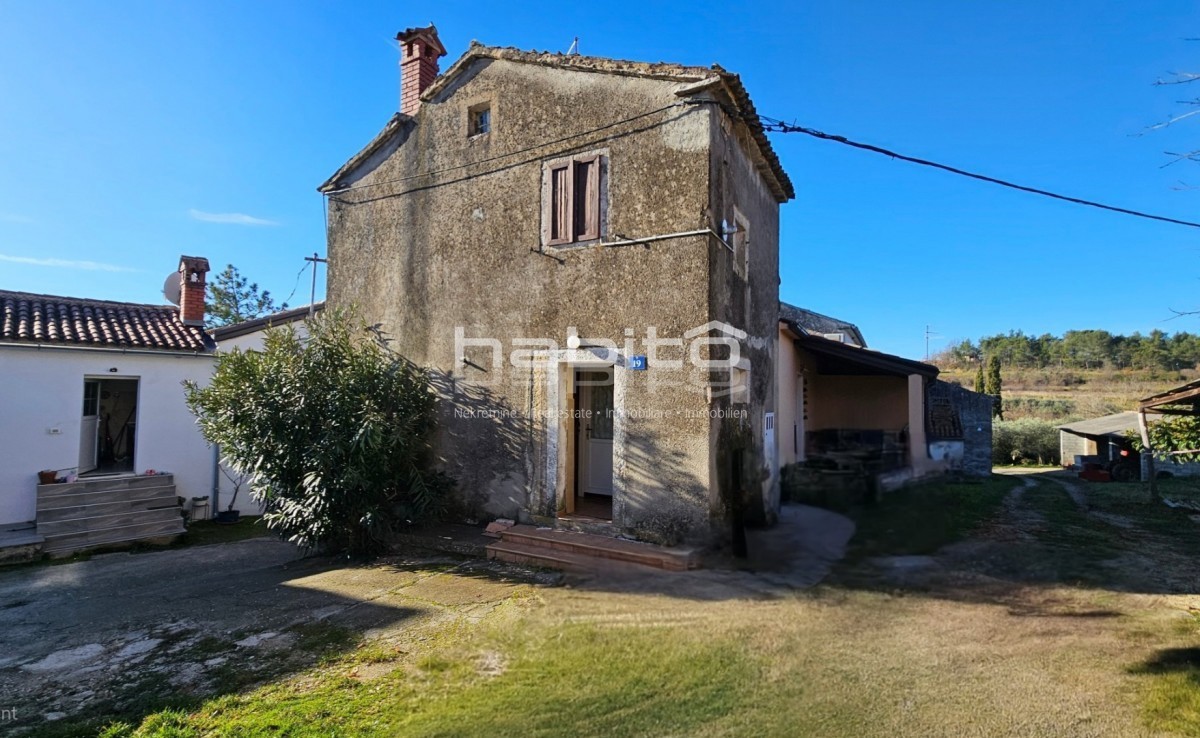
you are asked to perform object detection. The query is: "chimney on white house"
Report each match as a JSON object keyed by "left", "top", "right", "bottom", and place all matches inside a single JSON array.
[
  {"left": 397, "top": 25, "right": 447, "bottom": 116},
  {"left": 178, "top": 255, "right": 210, "bottom": 327}
]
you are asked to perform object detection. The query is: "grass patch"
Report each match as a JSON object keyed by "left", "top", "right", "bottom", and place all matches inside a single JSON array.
[
  {"left": 846, "top": 475, "right": 1018, "bottom": 559},
  {"left": 1019, "top": 481, "right": 1130, "bottom": 583},
  {"left": 92, "top": 622, "right": 757, "bottom": 738},
  {"left": 1130, "top": 647, "right": 1200, "bottom": 736},
  {"left": 174, "top": 517, "right": 271, "bottom": 547}
]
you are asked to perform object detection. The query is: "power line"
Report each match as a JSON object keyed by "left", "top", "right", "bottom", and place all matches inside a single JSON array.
[
  {"left": 281, "top": 260, "right": 310, "bottom": 306},
  {"left": 325, "top": 102, "right": 690, "bottom": 195},
  {"left": 759, "top": 116, "right": 1200, "bottom": 229}
]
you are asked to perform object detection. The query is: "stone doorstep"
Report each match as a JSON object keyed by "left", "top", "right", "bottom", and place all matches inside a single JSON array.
[
  {"left": 494, "top": 525, "right": 700, "bottom": 572},
  {"left": 482, "top": 518, "right": 516, "bottom": 539},
  {"left": 485, "top": 540, "right": 674, "bottom": 575}
]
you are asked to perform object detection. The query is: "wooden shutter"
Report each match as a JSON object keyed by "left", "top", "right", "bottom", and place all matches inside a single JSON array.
[
  {"left": 548, "top": 164, "right": 572, "bottom": 245},
  {"left": 573, "top": 156, "right": 600, "bottom": 241}
]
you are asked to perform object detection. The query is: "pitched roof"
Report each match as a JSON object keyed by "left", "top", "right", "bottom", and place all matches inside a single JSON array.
[
  {"left": 320, "top": 43, "right": 794, "bottom": 201},
  {"left": 210, "top": 302, "right": 325, "bottom": 341},
  {"left": 0, "top": 290, "right": 213, "bottom": 353},
  {"left": 1058, "top": 411, "right": 1143, "bottom": 438},
  {"left": 779, "top": 302, "right": 867, "bottom": 347}
]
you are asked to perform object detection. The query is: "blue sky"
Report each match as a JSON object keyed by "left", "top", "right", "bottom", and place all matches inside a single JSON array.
[{"left": 2, "top": 2, "right": 1200, "bottom": 359}]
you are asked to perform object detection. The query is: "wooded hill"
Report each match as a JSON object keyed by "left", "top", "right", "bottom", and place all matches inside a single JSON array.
[{"left": 932, "top": 330, "right": 1200, "bottom": 423}]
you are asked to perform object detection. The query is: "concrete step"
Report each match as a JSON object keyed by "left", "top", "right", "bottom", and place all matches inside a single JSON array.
[
  {"left": 38, "top": 507, "right": 183, "bottom": 538},
  {"left": 497, "top": 525, "right": 699, "bottom": 571}
]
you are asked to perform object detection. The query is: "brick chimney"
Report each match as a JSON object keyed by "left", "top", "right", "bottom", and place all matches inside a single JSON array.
[
  {"left": 397, "top": 24, "right": 447, "bottom": 116},
  {"left": 178, "top": 255, "right": 210, "bottom": 327}
]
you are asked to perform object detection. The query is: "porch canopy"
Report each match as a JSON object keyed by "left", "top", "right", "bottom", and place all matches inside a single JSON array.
[
  {"left": 1140, "top": 379, "right": 1200, "bottom": 415},
  {"left": 1135, "top": 379, "right": 1200, "bottom": 485},
  {"left": 790, "top": 332, "right": 939, "bottom": 378},
  {"left": 780, "top": 323, "right": 939, "bottom": 479}
]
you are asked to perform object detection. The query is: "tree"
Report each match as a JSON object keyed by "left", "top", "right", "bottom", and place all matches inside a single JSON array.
[
  {"left": 185, "top": 312, "right": 452, "bottom": 555},
  {"left": 205, "top": 264, "right": 287, "bottom": 328},
  {"left": 985, "top": 355, "right": 1003, "bottom": 419},
  {"left": 974, "top": 362, "right": 986, "bottom": 393}
]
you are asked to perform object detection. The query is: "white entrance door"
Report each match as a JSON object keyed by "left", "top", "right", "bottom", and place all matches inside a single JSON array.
[
  {"left": 79, "top": 380, "right": 100, "bottom": 473},
  {"left": 578, "top": 375, "right": 614, "bottom": 496}
]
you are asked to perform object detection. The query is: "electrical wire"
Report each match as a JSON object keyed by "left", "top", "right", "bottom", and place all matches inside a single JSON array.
[
  {"left": 758, "top": 116, "right": 1200, "bottom": 229},
  {"left": 281, "top": 260, "right": 310, "bottom": 306},
  {"left": 325, "top": 102, "right": 691, "bottom": 195}
]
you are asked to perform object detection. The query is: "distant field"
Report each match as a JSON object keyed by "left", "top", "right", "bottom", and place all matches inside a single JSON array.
[{"left": 936, "top": 366, "right": 1198, "bottom": 422}]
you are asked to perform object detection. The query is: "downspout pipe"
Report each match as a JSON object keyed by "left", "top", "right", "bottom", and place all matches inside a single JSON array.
[{"left": 210, "top": 444, "right": 220, "bottom": 519}]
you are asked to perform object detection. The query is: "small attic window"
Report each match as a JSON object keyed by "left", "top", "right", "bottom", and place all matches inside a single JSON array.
[{"left": 469, "top": 104, "right": 491, "bottom": 137}]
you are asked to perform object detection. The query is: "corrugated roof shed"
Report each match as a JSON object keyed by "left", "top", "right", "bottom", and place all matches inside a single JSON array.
[{"left": 1058, "top": 411, "right": 1141, "bottom": 438}]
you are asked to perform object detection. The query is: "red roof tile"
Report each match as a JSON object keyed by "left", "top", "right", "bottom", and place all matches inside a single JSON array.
[{"left": 0, "top": 290, "right": 213, "bottom": 352}]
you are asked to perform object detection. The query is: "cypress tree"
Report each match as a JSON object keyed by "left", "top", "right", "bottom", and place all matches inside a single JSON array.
[
  {"left": 974, "top": 363, "right": 986, "bottom": 394},
  {"left": 985, "top": 355, "right": 1003, "bottom": 419}
]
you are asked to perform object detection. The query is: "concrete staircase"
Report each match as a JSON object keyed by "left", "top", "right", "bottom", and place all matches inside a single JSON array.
[
  {"left": 37, "top": 474, "right": 185, "bottom": 556},
  {"left": 486, "top": 525, "right": 700, "bottom": 573}
]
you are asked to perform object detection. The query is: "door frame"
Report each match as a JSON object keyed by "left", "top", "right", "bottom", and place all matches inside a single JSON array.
[
  {"left": 79, "top": 379, "right": 101, "bottom": 474},
  {"left": 541, "top": 349, "right": 624, "bottom": 523},
  {"left": 81, "top": 375, "right": 141, "bottom": 476},
  {"left": 575, "top": 369, "right": 615, "bottom": 499}
]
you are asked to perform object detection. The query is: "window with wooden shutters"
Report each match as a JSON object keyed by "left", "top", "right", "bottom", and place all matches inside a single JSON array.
[{"left": 542, "top": 152, "right": 605, "bottom": 247}]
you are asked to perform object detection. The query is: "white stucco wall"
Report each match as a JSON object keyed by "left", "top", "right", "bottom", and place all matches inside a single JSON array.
[
  {"left": 0, "top": 346, "right": 215, "bottom": 527},
  {"left": 209, "top": 319, "right": 312, "bottom": 516}
]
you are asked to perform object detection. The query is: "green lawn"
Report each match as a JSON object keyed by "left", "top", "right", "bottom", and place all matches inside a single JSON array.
[
  {"left": 25, "top": 472, "right": 1200, "bottom": 738},
  {"left": 844, "top": 474, "right": 1018, "bottom": 560},
  {"left": 172, "top": 517, "right": 272, "bottom": 548}
]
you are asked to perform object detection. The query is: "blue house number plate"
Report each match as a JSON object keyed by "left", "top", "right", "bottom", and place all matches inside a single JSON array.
[{"left": 628, "top": 355, "right": 648, "bottom": 371}]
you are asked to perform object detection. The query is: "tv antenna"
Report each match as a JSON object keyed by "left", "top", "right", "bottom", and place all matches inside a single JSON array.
[{"left": 924, "top": 324, "right": 943, "bottom": 361}]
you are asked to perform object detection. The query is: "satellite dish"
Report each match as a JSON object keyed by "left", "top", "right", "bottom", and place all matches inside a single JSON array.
[{"left": 162, "top": 273, "right": 181, "bottom": 306}]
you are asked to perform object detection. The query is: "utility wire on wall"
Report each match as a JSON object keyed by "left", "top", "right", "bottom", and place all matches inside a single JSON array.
[
  {"left": 758, "top": 116, "right": 1200, "bottom": 229},
  {"left": 322, "top": 95, "right": 1200, "bottom": 231}
]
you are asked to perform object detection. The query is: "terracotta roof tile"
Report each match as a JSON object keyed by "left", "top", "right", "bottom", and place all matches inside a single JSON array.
[{"left": 0, "top": 290, "right": 213, "bottom": 352}]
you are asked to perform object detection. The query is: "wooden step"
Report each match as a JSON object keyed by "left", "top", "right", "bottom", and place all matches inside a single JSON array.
[
  {"left": 37, "top": 474, "right": 174, "bottom": 499},
  {"left": 42, "top": 517, "right": 186, "bottom": 555},
  {"left": 37, "top": 495, "right": 181, "bottom": 522},
  {"left": 497, "top": 525, "right": 699, "bottom": 571},
  {"left": 37, "top": 484, "right": 177, "bottom": 510},
  {"left": 487, "top": 541, "right": 600, "bottom": 572},
  {"left": 486, "top": 540, "right": 667, "bottom": 574},
  {"left": 38, "top": 507, "right": 183, "bottom": 538}
]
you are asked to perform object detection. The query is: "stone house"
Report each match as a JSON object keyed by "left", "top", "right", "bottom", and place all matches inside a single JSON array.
[{"left": 319, "top": 26, "right": 793, "bottom": 545}]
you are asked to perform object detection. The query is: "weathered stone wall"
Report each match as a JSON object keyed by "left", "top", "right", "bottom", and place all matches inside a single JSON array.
[
  {"left": 929, "top": 381, "right": 993, "bottom": 476},
  {"left": 704, "top": 105, "right": 783, "bottom": 528},
  {"left": 324, "top": 58, "right": 781, "bottom": 543}
]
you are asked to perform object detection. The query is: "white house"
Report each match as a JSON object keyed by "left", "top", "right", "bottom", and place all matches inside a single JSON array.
[{"left": 0, "top": 256, "right": 216, "bottom": 556}]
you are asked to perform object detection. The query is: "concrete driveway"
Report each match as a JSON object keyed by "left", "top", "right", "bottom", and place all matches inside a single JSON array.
[{"left": 0, "top": 539, "right": 531, "bottom": 730}]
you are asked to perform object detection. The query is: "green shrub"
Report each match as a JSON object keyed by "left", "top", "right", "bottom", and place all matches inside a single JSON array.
[
  {"left": 185, "top": 311, "right": 452, "bottom": 556},
  {"left": 992, "top": 418, "right": 1060, "bottom": 466}
]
